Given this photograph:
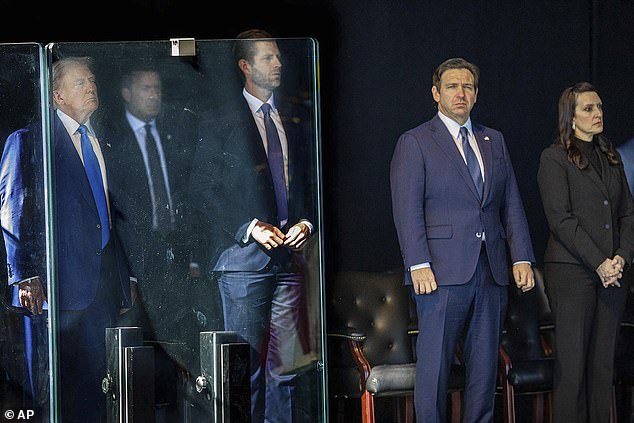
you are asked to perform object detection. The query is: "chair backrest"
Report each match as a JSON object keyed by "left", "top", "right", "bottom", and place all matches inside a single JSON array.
[
  {"left": 500, "top": 267, "right": 552, "bottom": 361},
  {"left": 328, "top": 269, "right": 414, "bottom": 367}
]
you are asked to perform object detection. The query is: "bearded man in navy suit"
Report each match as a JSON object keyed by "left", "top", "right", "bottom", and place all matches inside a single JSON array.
[
  {"left": 390, "top": 57, "right": 535, "bottom": 423},
  {"left": 189, "top": 29, "right": 315, "bottom": 423}
]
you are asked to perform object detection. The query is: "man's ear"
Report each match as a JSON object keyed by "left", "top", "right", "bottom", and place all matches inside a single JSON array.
[
  {"left": 52, "top": 90, "right": 64, "bottom": 107},
  {"left": 121, "top": 87, "right": 131, "bottom": 103},
  {"left": 431, "top": 85, "right": 440, "bottom": 103},
  {"left": 238, "top": 58, "right": 250, "bottom": 76}
]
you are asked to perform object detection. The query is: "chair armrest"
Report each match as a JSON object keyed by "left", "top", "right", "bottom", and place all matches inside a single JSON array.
[
  {"left": 498, "top": 344, "right": 513, "bottom": 377},
  {"left": 327, "top": 326, "right": 366, "bottom": 342},
  {"left": 407, "top": 321, "right": 418, "bottom": 336},
  {"left": 538, "top": 323, "right": 555, "bottom": 357},
  {"left": 328, "top": 326, "right": 372, "bottom": 389}
]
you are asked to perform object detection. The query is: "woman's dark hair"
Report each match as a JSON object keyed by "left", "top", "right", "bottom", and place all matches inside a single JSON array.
[{"left": 557, "top": 81, "right": 620, "bottom": 169}]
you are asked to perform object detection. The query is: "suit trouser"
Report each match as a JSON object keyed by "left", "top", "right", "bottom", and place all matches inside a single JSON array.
[
  {"left": 412, "top": 244, "right": 507, "bottom": 423},
  {"left": 11, "top": 284, "right": 49, "bottom": 410},
  {"left": 58, "top": 243, "right": 121, "bottom": 423},
  {"left": 218, "top": 263, "right": 307, "bottom": 423},
  {"left": 545, "top": 262, "right": 628, "bottom": 423}
]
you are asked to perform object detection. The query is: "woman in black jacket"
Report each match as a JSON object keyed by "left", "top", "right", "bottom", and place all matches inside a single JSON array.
[{"left": 538, "top": 81, "right": 634, "bottom": 423}]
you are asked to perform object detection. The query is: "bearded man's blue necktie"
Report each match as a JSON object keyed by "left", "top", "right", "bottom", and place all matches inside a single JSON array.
[
  {"left": 78, "top": 125, "right": 110, "bottom": 247},
  {"left": 460, "top": 126, "right": 483, "bottom": 201},
  {"left": 261, "top": 103, "right": 288, "bottom": 227}
]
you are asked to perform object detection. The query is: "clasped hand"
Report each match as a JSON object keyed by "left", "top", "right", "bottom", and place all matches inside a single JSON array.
[
  {"left": 251, "top": 221, "right": 310, "bottom": 251},
  {"left": 18, "top": 276, "right": 46, "bottom": 315},
  {"left": 596, "top": 255, "right": 625, "bottom": 288}
]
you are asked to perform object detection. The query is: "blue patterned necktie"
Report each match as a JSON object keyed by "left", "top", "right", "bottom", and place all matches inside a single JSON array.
[
  {"left": 261, "top": 103, "right": 288, "bottom": 227},
  {"left": 78, "top": 125, "right": 110, "bottom": 247},
  {"left": 460, "top": 126, "right": 483, "bottom": 201}
]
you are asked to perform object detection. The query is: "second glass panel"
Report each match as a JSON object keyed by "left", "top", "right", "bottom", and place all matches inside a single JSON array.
[{"left": 47, "top": 36, "right": 324, "bottom": 423}]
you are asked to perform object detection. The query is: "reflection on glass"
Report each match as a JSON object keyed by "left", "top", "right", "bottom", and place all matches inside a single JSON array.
[
  {"left": 39, "top": 35, "right": 324, "bottom": 422},
  {"left": 188, "top": 30, "right": 321, "bottom": 423},
  {"left": 0, "top": 44, "right": 49, "bottom": 422},
  {"left": 47, "top": 55, "right": 133, "bottom": 422},
  {"left": 104, "top": 59, "right": 216, "bottom": 419}
]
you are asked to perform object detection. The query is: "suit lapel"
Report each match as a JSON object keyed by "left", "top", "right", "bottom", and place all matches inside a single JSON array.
[
  {"left": 473, "top": 124, "right": 493, "bottom": 204},
  {"left": 429, "top": 115, "right": 481, "bottom": 202},
  {"left": 585, "top": 152, "right": 609, "bottom": 198}
]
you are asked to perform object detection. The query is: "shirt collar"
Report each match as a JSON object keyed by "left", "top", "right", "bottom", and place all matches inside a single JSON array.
[
  {"left": 125, "top": 110, "right": 156, "bottom": 133},
  {"left": 57, "top": 108, "right": 96, "bottom": 137},
  {"left": 437, "top": 110, "right": 473, "bottom": 140},
  {"left": 243, "top": 88, "right": 277, "bottom": 115}
]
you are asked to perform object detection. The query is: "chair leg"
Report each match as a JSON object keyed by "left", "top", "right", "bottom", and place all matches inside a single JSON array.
[
  {"left": 361, "top": 391, "right": 375, "bottom": 423},
  {"left": 450, "top": 391, "right": 462, "bottom": 423},
  {"left": 336, "top": 397, "right": 346, "bottom": 423},
  {"left": 393, "top": 396, "right": 415, "bottom": 423},
  {"left": 610, "top": 385, "right": 617, "bottom": 423},
  {"left": 624, "top": 385, "right": 633, "bottom": 423},
  {"left": 404, "top": 394, "right": 414, "bottom": 423},
  {"left": 532, "top": 395, "right": 544, "bottom": 423},
  {"left": 546, "top": 392, "right": 553, "bottom": 423},
  {"left": 502, "top": 382, "right": 516, "bottom": 423}
]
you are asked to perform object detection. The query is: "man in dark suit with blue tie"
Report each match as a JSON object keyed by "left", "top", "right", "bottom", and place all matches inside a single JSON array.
[
  {"left": 390, "top": 57, "right": 536, "bottom": 422},
  {"left": 189, "top": 29, "right": 314, "bottom": 423},
  {"left": 105, "top": 65, "right": 204, "bottom": 333},
  {"left": 1, "top": 56, "right": 131, "bottom": 422},
  {"left": 105, "top": 64, "right": 209, "bottom": 415}
]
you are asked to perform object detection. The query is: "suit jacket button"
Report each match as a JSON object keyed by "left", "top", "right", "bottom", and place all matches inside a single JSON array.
[
  {"left": 604, "top": 200, "right": 609, "bottom": 206},
  {"left": 476, "top": 232, "right": 482, "bottom": 238},
  {"left": 605, "top": 224, "right": 610, "bottom": 229},
  {"left": 97, "top": 224, "right": 101, "bottom": 229},
  {"left": 96, "top": 248, "right": 102, "bottom": 255}
]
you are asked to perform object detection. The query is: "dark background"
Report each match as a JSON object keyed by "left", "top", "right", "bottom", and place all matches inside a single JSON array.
[
  {"left": 3, "top": 0, "right": 634, "bottom": 276},
  {"left": 2, "top": 0, "right": 634, "bottom": 420}
]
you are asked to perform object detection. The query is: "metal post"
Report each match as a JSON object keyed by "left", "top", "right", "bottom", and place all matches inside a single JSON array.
[
  {"left": 196, "top": 331, "right": 251, "bottom": 422},
  {"left": 103, "top": 326, "right": 155, "bottom": 423}
]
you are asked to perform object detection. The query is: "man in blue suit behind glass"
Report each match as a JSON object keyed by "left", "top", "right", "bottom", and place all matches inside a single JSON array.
[
  {"left": 0, "top": 56, "right": 131, "bottom": 422},
  {"left": 390, "top": 57, "right": 535, "bottom": 423}
]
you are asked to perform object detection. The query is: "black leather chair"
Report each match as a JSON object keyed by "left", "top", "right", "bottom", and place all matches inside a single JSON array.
[
  {"left": 497, "top": 267, "right": 555, "bottom": 423},
  {"left": 327, "top": 270, "right": 464, "bottom": 423}
]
